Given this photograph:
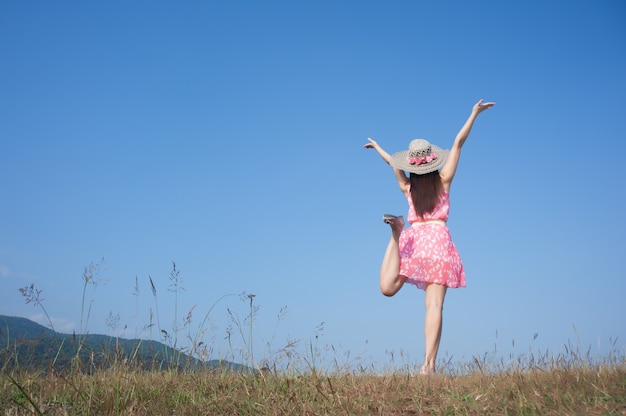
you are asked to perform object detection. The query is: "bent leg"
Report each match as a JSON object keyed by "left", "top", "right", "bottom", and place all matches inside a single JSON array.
[
  {"left": 421, "top": 283, "right": 447, "bottom": 374},
  {"left": 379, "top": 217, "right": 406, "bottom": 297}
]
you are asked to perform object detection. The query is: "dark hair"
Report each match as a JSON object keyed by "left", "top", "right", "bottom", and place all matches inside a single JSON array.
[{"left": 410, "top": 171, "right": 443, "bottom": 217}]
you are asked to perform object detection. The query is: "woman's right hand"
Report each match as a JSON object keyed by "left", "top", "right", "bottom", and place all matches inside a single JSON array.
[{"left": 473, "top": 99, "right": 496, "bottom": 115}]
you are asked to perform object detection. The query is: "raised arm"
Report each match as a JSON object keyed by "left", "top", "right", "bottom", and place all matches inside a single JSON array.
[
  {"left": 364, "top": 137, "right": 410, "bottom": 193},
  {"left": 439, "top": 99, "right": 495, "bottom": 191}
]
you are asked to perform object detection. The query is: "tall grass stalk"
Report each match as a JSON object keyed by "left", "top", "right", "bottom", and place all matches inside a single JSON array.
[
  {"left": 225, "top": 292, "right": 261, "bottom": 371},
  {"left": 133, "top": 275, "right": 140, "bottom": 338},
  {"left": 187, "top": 292, "right": 238, "bottom": 362},
  {"left": 18, "top": 284, "right": 55, "bottom": 334},
  {"left": 17, "top": 283, "right": 67, "bottom": 371},
  {"left": 73, "top": 258, "right": 107, "bottom": 370},
  {"left": 168, "top": 261, "right": 183, "bottom": 350},
  {"left": 79, "top": 258, "right": 106, "bottom": 335},
  {"left": 247, "top": 293, "right": 255, "bottom": 368}
]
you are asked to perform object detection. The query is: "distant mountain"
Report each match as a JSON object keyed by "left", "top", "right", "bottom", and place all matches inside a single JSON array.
[
  {"left": 0, "top": 315, "right": 57, "bottom": 340},
  {"left": 0, "top": 315, "right": 251, "bottom": 373}
]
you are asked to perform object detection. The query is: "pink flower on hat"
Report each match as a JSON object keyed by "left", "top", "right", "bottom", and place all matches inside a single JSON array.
[{"left": 409, "top": 153, "right": 437, "bottom": 165}]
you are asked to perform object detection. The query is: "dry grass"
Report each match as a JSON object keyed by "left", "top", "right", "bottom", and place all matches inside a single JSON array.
[
  {"left": 5, "top": 272, "right": 625, "bottom": 414},
  {"left": 2, "top": 361, "right": 625, "bottom": 415}
]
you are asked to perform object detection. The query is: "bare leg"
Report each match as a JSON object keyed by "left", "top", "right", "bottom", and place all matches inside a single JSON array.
[
  {"left": 379, "top": 216, "right": 406, "bottom": 297},
  {"left": 420, "top": 283, "right": 447, "bottom": 374}
]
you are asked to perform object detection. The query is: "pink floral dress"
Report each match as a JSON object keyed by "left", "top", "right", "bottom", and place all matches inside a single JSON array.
[{"left": 398, "top": 186, "right": 466, "bottom": 290}]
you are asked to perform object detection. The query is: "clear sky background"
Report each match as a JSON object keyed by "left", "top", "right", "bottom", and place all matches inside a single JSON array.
[{"left": 1, "top": 1, "right": 625, "bottom": 372}]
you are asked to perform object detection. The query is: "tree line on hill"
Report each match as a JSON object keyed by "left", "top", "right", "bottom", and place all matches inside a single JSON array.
[{"left": 0, "top": 315, "right": 248, "bottom": 373}]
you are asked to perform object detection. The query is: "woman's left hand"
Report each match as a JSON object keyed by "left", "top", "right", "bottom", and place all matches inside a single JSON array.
[{"left": 364, "top": 137, "right": 379, "bottom": 149}]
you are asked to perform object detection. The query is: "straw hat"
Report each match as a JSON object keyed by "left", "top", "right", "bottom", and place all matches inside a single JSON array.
[{"left": 389, "top": 139, "right": 448, "bottom": 174}]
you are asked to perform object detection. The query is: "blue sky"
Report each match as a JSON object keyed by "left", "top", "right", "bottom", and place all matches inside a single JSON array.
[{"left": 1, "top": 1, "right": 625, "bottom": 372}]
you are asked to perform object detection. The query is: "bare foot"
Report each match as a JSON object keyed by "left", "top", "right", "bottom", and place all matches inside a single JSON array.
[
  {"left": 419, "top": 364, "right": 435, "bottom": 376},
  {"left": 383, "top": 214, "right": 405, "bottom": 235}
]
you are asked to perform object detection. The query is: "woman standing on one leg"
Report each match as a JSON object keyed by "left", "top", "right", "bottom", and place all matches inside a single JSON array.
[{"left": 365, "top": 99, "right": 495, "bottom": 375}]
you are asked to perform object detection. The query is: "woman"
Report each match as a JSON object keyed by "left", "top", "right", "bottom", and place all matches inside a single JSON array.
[{"left": 364, "top": 99, "right": 495, "bottom": 375}]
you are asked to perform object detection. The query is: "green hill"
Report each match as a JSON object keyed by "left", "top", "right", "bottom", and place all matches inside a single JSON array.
[{"left": 0, "top": 315, "right": 249, "bottom": 373}]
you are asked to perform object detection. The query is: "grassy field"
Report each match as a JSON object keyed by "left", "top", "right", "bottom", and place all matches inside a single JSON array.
[
  {"left": 2, "top": 360, "right": 625, "bottom": 415},
  {"left": 3, "top": 265, "right": 625, "bottom": 415}
]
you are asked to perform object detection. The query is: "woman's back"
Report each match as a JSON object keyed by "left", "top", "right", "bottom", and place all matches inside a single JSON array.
[{"left": 406, "top": 187, "right": 450, "bottom": 224}]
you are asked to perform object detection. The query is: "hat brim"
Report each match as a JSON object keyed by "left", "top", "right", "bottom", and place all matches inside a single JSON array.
[{"left": 389, "top": 145, "right": 449, "bottom": 174}]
